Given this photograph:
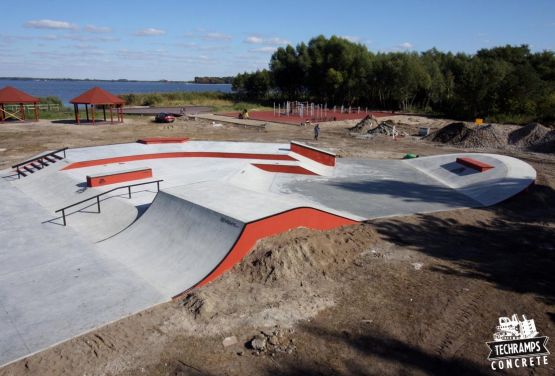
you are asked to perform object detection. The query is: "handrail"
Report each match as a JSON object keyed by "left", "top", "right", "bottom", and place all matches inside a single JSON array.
[
  {"left": 12, "top": 147, "right": 69, "bottom": 177},
  {"left": 55, "top": 179, "right": 163, "bottom": 226}
]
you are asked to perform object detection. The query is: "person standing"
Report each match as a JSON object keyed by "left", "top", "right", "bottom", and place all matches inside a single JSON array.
[{"left": 314, "top": 123, "right": 320, "bottom": 141}]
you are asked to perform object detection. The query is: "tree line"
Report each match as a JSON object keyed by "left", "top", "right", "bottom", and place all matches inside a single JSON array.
[{"left": 232, "top": 35, "right": 555, "bottom": 123}]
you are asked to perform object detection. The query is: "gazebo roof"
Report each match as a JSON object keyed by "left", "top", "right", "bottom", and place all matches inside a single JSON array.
[
  {"left": 0, "top": 86, "right": 39, "bottom": 104},
  {"left": 70, "top": 87, "right": 125, "bottom": 105}
]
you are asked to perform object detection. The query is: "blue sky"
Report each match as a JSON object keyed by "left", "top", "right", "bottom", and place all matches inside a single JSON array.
[{"left": 1, "top": 0, "right": 553, "bottom": 80}]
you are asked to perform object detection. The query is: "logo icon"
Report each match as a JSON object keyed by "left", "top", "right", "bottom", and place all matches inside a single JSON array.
[{"left": 486, "top": 314, "right": 549, "bottom": 370}]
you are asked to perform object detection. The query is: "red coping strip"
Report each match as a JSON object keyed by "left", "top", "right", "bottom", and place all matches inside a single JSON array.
[
  {"left": 456, "top": 157, "right": 494, "bottom": 172},
  {"left": 252, "top": 163, "right": 317, "bottom": 175},
  {"left": 62, "top": 152, "right": 296, "bottom": 170},
  {"left": 190, "top": 208, "right": 358, "bottom": 292},
  {"left": 137, "top": 138, "right": 189, "bottom": 144},
  {"left": 87, "top": 168, "right": 152, "bottom": 187},
  {"left": 290, "top": 142, "right": 336, "bottom": 167}
]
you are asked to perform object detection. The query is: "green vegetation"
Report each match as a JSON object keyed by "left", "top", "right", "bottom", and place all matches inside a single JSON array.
[
  {"left": 193, "top": 76, "right": 234, "bottom": 84},
  {"left": 232, "top": 36, "right": 555, "bottom": 124},
  {"left": 119, "top": 91, "right": 270, "bottom": 112}
]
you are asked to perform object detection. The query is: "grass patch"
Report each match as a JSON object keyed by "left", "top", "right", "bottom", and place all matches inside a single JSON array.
[{"left": 118, "top": 91, "right": 271, "bottom": 112}]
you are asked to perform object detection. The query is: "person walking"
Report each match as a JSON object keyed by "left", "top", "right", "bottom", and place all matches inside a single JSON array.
[{"left": 314, "top": 123, "right": 320, "bottom": 141}]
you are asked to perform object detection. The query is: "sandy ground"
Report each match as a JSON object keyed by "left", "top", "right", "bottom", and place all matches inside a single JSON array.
[{"left": 0, "top": 115, "right": 554, "bottom": 375}]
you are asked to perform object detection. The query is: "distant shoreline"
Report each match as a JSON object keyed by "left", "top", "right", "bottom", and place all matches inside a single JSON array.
[{"left": 0, "top": 77, "right": 231, "bottom": 84}]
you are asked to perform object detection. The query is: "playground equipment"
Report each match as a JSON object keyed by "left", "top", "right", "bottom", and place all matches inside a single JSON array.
[{"left": 273, "top": 101, "right": 369, "bottom": 122}]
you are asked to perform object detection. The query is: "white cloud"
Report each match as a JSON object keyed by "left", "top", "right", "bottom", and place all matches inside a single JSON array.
[
  {"left": 134, "top": 28, "right": 166, "bottom": 36},
  {"left": 249, "top": 46, "right": 278, "bottom": 53},
  {"left": 202, "top": 32, "right": 232, "bottom": 41},
  {"left": 245, "top": 36, "right": 264, "bottom": 44},
  {"left": 244, "top": 35, "right": 289, "bottom": 46},
  {"left": 24, "top": 19, "right": 78, "bottom": 30},
  {"left": 398, "top": 42, "right": 414, "bottom": 50},
  {"left": 85, "top": 25, "right": 112, "bottom": 33},
  {"left": 341, "top": 35, "right": 360, "bottom": 43}
]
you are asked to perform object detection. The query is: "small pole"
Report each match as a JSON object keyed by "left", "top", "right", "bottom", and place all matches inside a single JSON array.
[
  {"left": 62, "top": 209, "right": 66, "bottom": 226},
  {"left": 128, "top": 186, "right": 131, "bottom": 199},
  {"left": 157, "top": 181, "right": 160, "bottom": 192},
  {"left": 97, "top": 196, "right": 101, "bottom": 213}
]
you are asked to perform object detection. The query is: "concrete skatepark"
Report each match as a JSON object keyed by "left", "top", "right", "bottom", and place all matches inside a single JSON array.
[{"left": 0, "top": 139, "right": 536, "bottom": 366}]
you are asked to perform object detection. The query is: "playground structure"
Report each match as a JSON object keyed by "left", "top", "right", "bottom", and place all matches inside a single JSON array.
[
  {"left": 272, "top": 101, "right": 378, "bottom": 123},
  {"left": 221, "top": 102, "right": 390, "bottom": 125},
  {"left": 0, "top": 139, "right": 536, "bottom": 366}
]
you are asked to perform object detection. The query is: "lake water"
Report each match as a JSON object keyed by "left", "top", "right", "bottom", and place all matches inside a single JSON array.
[{"left": 0, "top": 79, "right": 232, "bottom": 106}]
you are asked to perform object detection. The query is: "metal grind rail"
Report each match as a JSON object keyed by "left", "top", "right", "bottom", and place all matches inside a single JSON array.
[
  {"left": 54, "top": 180, "right": 163, "bottom": 226},
  {"left": 12, "top": 147, "right": 68, "bottom": 178}
]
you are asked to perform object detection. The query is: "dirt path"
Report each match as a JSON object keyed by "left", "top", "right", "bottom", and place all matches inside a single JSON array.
[{"left": 0, "top": 115, "right": 553, "bottom": 376}]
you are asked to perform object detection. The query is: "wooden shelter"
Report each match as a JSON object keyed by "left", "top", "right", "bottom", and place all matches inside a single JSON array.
[
  {"left": 0, "top": 86, "right": 40, "bottom": 122},
  {"left": 70, "top": 87, "right": 125, "bottom": 125}
]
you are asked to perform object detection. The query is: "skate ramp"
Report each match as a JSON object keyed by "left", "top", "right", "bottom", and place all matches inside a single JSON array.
[
  {"left": 98, "top": 182, "right": 358, "bottom": 298},
  {"left": 405, "top": 153, "right": 536, "bottom": 206}
]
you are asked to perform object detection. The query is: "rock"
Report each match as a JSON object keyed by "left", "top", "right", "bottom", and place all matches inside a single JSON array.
[
  {"left": 268, "top": 335, "right": 279, "bottom": 346},
  {"left": 249, "top": 334, "right": 267, "bottom": 351},
  {"left": 237, "top": 351, "right": 244, "bottom": 356},
  {"left": 222, "top": 336, "right": 238, "bottom": 347}
]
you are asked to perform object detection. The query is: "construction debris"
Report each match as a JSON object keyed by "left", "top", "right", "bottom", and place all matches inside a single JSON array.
[{"left": 348, "top": 114, "right": 379, "bottom": 133}]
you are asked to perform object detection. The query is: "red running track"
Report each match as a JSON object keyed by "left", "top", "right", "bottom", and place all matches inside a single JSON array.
[{"left": 219, "top": 110, "right": 392, "bottom": 125}]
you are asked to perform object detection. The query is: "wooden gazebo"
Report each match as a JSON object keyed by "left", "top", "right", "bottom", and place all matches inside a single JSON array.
[
  {"left": 70, "top": 87, "right": 125, "bottom": 125},
  {"left": 0, "top": 86, "right": 40, "bottom": 122}
]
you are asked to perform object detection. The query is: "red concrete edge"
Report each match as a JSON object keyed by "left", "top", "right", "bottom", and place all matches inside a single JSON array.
[
  {"left": 137, "top": 138, "right": 189, "bottom": 144},
  {"left": 456, "top": 157, "right": 494, "bottom": 172},
  {"left": 172, "top": 207, "right": 358, "bottom": 299},
  {"left": 87, "top": 168, "right": 152, "bottom": 187},
  {"left": 252, "top": 163, "right": 318, "bottom": 175},
  {"left": 62, "top": 152, "right": 296, "bottom": 170},
  {"left": 290, "top": 141, "right": 336, "bottom": 167}
]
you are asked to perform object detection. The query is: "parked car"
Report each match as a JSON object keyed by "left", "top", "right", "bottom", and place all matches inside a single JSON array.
[{"left": 155, "top": 113, "right": 175, "bottom": 123}]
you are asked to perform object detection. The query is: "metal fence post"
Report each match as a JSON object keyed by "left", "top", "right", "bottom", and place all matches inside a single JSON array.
[{"left": 97, "top": 196, "right": 101, "bottom": 213}]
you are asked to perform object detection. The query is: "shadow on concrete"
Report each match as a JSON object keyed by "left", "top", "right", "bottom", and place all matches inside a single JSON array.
[{"left": 324, "top": 178, "right": 477, "bottom": 206}]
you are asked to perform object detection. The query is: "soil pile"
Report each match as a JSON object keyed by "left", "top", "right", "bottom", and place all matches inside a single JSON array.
[
  {"left": 236, "top": 225, "right": 379, "bottom": 286},
  {"left": 180, "top": 225, "right": 379, "bottom": 330},
  {"left": 427, "top": 122, "right": 506, "bottom": 149},
  {"left": 367, "top": 122, "right": 404, "bottom": 137},
  {"left": 509, "top": 123, "right": 555, "bottom": 153},
  {"left": 348, "top": 114, "right": 378, "bottom": 133}
]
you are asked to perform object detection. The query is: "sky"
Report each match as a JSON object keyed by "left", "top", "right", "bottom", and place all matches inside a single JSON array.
[{"left": 0, "top": 0, "right": 554, "bottom": 80}]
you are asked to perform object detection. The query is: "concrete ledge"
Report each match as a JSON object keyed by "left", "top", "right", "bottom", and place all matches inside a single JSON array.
[
  {"left": 137, "top": 138, "right": 189, "bottom": 144},
  {"left": 252, "top": 163, "right": 317, "bottom": 175},
  {"left": 87, "top": 167, "right": 153, "bottom": 187},
  {"left": 290, "top": 141, "right": 336, "bottom": 167},
  {"left": 456, "top": 157, "right": 494, "bottom": 172}
]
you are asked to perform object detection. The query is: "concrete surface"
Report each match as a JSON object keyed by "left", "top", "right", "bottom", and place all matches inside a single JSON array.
[{"left": 0, "top": 140, "right": 537, "bottom": 367}]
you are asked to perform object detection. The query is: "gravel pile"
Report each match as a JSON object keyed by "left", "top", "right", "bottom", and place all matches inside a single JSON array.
[
  {"left": 427, "top": 122, "right": 506, "bottom": 149},
  {"left": 348, "top": 114, "right": 378, "bottom": 133},
  {"left": 509, "top": 123, "right": 555, "bottom": 153}
]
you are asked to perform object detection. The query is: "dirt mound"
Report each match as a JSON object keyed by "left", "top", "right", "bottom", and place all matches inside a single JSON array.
[
  {"left": 427, "top": 122, "right": 506, "bottom": 149},
  {"left": 236, "top": 225, "right": 379, "bottom": 286},
  {"left": 179, "top": 225, "right": 380, "bottom": 331},
  {"left": 509, "top": 123, "right": 555, "bottom": 153},
  {"left": 348, "top": 115, "right": 378, "bottom": 133}
]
